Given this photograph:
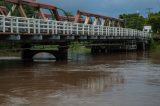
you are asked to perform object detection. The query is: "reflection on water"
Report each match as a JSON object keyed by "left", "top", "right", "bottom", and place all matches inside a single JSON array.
[{"left": 0, "top": 51, "right": 160, "bottom": 106}]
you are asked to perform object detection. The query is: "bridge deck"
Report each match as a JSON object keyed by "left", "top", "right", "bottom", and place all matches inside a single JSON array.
[{"left": 0, "top": 15, "right": 151, "bottom": 41}]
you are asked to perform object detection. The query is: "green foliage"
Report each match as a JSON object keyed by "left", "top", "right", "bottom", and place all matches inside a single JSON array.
[
  {"left": 0, "top": 0, "right": 4, "bottom": 6},
  {"left": 147, "top": 12, "right": 160, "bottom": 33},
  {"left": 65, "top": 11, "right": 73, "bottom": 16},
  {"left": 23, "top": 5, "right": 35, "bottom": 18},
  {"left": 0, "top": 0, "right": 34, "bottom": 17},
  {"left": 32, "top": 45, "right": 58, "bottom": 50},
  {"left": 9, "top": 5, "right": 35, "bottom": 17},
  {"left": 119, "top": 11, "right": 160, "bottom": 34},
  {"left": 119, "top": 13, "right": 145, "bottom": 30},
  {"left": 69, "top": 42, "right": 90, "bottom": 53},
  {"left": 149, "top": 38, "right": 157, "bottom": 50},
  {"left": 0, "top": 50, "right": 20, "bottom": 56}
]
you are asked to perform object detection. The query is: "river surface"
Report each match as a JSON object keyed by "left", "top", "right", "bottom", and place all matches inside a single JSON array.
[{"left": 0, "top": 51, "right": 160, "bottom": 106}]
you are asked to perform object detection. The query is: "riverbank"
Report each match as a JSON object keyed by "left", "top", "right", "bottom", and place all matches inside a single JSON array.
[
  {"left": 0, "top": 50, "right": 20, "bottom": 57},
  {"left": 0, "top": 43, "right": 90, "bottom": 57},
  {"left": 147, "top": 39, "right": 160, "bottom": 61},
  {"left": 1, "top": 40, "right": 160, "bottom": 57},
  {"left": 69, "top": 42, "right": 90, "bottom": 53}
]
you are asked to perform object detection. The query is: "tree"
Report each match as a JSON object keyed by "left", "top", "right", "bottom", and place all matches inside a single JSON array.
[
  {"left": 119, "top": 13, "right": 145, "bottom": 30},
  {"left": 0, "top": 0, "right": 34, "bottom": 17},
  {"left": 0, "top": 0, "right": 4, "bottom": 6},
  {"left": 147, "top": 12, "right": 160, "bottom": 33},
  {"left": 65, "top": 11, "right": 73, "bottom": 16}
]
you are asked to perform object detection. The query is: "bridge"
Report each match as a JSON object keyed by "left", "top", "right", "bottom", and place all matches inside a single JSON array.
[{"left": 0, "top": 0, "right": 151, "bottom": 61}]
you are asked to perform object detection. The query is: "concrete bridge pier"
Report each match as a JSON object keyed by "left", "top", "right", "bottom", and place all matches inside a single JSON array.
[
  {"left": 137, "top": 42, "right": 146, "bottom": 51},
  {"left": 55, "top": 46, "right": 68, "bottom": 61},
  {"left": 21, "top": 43, "right": 32, "bottom": 61},
  {"left": 21, "top": 44, "right": 68, "bottom": 61},
  {"left": 21, "top": 49, "right": 33, "bottom": 61},
  {"left": 91, "top": 46, "right": 108, "bottom": 54}
]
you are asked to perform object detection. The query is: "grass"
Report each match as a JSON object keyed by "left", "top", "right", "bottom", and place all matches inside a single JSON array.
[
  {"left": 148, "top": 39, "right": 160, "bottom": 60},
  {"left": 150, "top": 39, "right": 160, "bottom": 52},
  {"left": 0, "top": 42, "right": 90, "bottom": 57},
  {"left": 0, "top": 50, "right": 20, "bottom": 57},
  {"left": 69, "top": 42, "right": 90, "bottom": 53},
  {"left": 32, "top": 45, "right": 58, "bottom": 50}
]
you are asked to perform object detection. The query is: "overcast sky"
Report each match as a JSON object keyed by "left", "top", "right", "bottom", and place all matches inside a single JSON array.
[{"left": 38, "top": 0, "right": 160, "bottom": 17}]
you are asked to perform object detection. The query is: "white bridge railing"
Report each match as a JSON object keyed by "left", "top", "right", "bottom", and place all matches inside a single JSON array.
[{"left": 0, "top": 15, "right": 151, "bottom": 38}]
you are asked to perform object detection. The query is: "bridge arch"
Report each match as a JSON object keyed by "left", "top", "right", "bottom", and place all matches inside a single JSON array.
[
  {"left": 21, "top": 49, "right": 68, "bottom": 61},
  {"left": 33, "top": 52, "right": 56, "bottom": 60}
]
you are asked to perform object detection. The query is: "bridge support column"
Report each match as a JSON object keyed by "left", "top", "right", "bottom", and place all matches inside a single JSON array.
[
  {"left": 21, "top": 49, "right": 33, "bottom": 61},
  {"left": 21, "top": 43, "right": 33, "bottom": 61},
  {"left": 55, "top": 46, "right": 68, "bottom": 61},
  {"left": 91, "top": 46, "right": 107, "bottom": 54},
  {"left": 137, "top": 42, "right": 146, "bottom": 51}
]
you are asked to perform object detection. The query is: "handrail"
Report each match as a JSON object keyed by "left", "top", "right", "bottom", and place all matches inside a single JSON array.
[{"left": 0, "top": 15, "right": 151, "bottom": 38}]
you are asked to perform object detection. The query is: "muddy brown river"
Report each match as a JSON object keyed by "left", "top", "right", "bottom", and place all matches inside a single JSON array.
[{"left": 0, "top": 51, "right": 160, "bottom": 106}]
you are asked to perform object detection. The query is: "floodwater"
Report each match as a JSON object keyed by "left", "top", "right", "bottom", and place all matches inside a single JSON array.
[{"left": 0, "top": 51, "right": 160, "bottom": 106}]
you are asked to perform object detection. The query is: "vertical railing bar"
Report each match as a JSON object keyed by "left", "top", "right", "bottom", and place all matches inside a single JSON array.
[
  {"left": 55, "top": 21, "right": 57, "bottom": 34},
  {"left": 88, "top": 25, "right": 89, "bottom": 35},
  {"left": 47, "top": 20, "right": 49, "bottom": 34},
  {"left": 76, "top": 23, "right": 78, "bottom": 35},
  {"left": 11, "top": 18, "right": 13, "bottom": 33},
  {"left": 52, "top": 21, "right": 54, "bottom": 34},
  {"left": 33, "top": 19, "right": 36, "bottom": 34},
  {"left": 38, "top": 20, "right": 40, "bottom": 34},
  {"left": 63, "top": 22, "right": 65, "bottom": 35},
  {"left": 71, "top": 23, "right": 73, "bottom": 35},
  {"left": 27, "top": 19, "right": 30, "bottom": 33},
  {"left": 2, "top": 16, "right": 5, "bottom": 32},
  {"left": 16, "top": 17, "right": 19, "bottom": 33}
]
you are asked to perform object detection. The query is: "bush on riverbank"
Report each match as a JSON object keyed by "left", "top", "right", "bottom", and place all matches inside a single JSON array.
[
  {"left": 149, "top": 40, "right": 160, "bottom": 61},
  {"left": 0, "top": 50, "right": 20, "bottom": 57},
  {"left": 150, "top": 39, "right": 160, "bottom": 51},
  {"left": 0, "top": 42, "right": 90, "bottom": 57},
  {"left": 69, "top": 42, "right": 90, "bottom": 53}
]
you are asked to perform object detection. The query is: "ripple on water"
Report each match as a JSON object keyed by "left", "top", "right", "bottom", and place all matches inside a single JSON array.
[
  {"left": 7, "top": 96, "right": 30, "bottom": 105},
  {"left": 0, "top": 52, "right": 160, "bottom": 106},
  {"left": 147, "top": 78, "right": 160, "bottom": 86},
  {"left": 0, "top": 57, "right": 20, "bottom": 60}
]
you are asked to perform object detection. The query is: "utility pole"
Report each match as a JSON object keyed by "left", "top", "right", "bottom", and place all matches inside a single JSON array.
[{"left": 146, "top": 8, "right": 152, "bottom": 18}]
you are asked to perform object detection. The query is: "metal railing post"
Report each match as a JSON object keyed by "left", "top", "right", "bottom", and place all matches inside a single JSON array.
[
  {"left": 38, "top": 20, "right": 40, "bottom": 34},
  {"left": 0, "top": 15, "right": 151, "bottom": 39},
  {"left": 47, "top": 20, "right": 49, "bottom": 34},
  {"left": 16, "top": 17, "right": 19, "bottom": 33},
  {"left": 2, "top": 16, "right": 5, "bottom": 32},
  {"left": 11, "top": 18, "right": 13, "bottom": 33},
  {"left": 27, "top": 19, "right": 30, "bottom": 33},
  {"left": 33, "top": 19, "right": 36, "bottom": 34},
  {"left": 52, "top": 21, "right": 54, "bottom": 34},
  {"left": 76, "top": 23, "right": 78, "bottom": 35}
]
